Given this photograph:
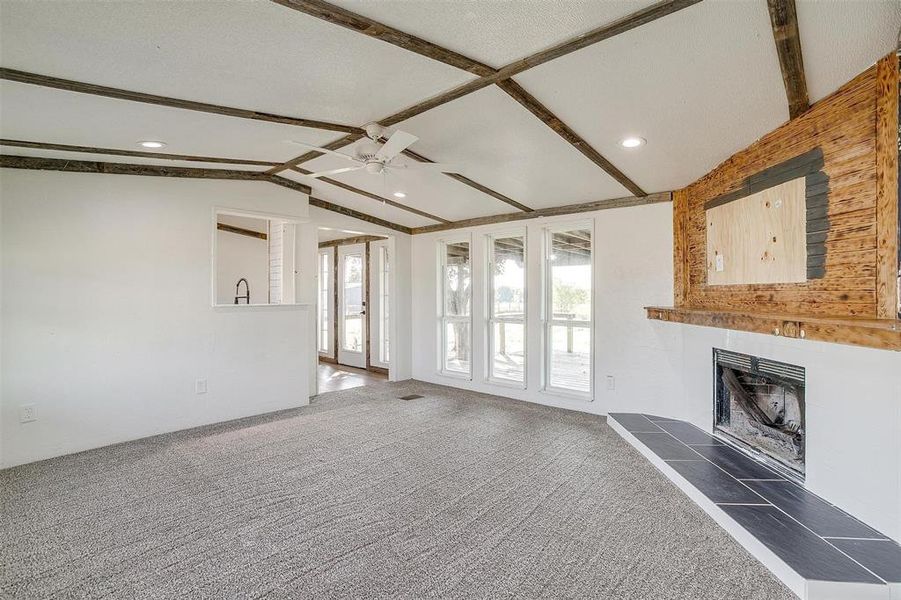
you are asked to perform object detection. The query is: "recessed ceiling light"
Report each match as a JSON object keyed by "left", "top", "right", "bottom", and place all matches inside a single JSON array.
[
  {"left": 138, "top": 140, "right": 166, "bottom": 149},
  {"left": 393, "top": 191, "right": 406, "bottom": 198},
  {"left": 620, "top": 137, "right": 646, "bottom": 149}
]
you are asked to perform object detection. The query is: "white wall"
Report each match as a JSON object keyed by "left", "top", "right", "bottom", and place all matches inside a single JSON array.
[
  {"left": 0, "top": 170, "right": 313, "bottom": 468},
  {"left": 410, "top": 200, "right": 901, "bottom": 541},
  {"left": 410, "top": 202, "right": 679, "bottom": 416}
]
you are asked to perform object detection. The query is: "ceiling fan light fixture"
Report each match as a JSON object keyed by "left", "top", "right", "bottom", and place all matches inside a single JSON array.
[
  {"left": 620, "top": 136, "right": 646, "bottom": 149},
  {"left": 138, "top": 140, "right": 166, "bottom": 149}
]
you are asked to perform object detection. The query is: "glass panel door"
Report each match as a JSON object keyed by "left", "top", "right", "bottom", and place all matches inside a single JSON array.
[{"left": 337, "top": 244, "right": 366, "bottom": 368}]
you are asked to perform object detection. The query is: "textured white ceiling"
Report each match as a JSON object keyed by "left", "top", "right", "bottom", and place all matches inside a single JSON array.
[
  {"left": 1, "top": 0, "right": 898, "bottom": 228},
  {"left": 329, "top": 0, "right": 658, "bottom": 69},
  {"left": 396, "top": 84, "right": 631, "bottom": 208},
  {"left": 797, "top": 0, "right": 901, "bottom": 103},
  {"left": 0, "top": 81, "right": 339, "bottom": 163},
  {"left": 302, "top": 137, "right": 520, "bottom": 222},
  {"left": 516, "top": 0, "right": 788, "bottom": 193},
  {"left": 0, "top": 0, "right": 472, "bottom": 126},
  {"left": 280, "top": 169, "right": 435, "bottom": 229}
]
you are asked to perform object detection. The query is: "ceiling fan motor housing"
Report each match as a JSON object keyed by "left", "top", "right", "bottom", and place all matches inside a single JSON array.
[{"left": 364, "top": 161, "right": 385, "bottom": 174}]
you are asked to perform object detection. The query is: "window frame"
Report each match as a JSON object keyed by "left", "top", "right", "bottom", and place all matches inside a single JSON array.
[
  {"left": 317, "top": 246, "right": 334, "bottom": 357},
  {"left": 486, "top": 229, "right": 527, "bottom": 388},
  {"left": 377, "top": 243, "right": 390, "bottom": 365},
  {"left": 438, "top": 236, "right": 473, "bottom": 379},
  {"left": 541, "top": 221, "right": 594, "bottom": 400}
]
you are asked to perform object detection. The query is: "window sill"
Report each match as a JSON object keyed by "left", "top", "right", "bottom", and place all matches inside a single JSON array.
[
  {"left": 486, "top": 378, "right": 527, "bottom": 390},
  {"left": 439, "top": 370, "right": 472, "bottom": 381},
  {"left": 540, "top": 387, "right": 593, "bottom": 402}
]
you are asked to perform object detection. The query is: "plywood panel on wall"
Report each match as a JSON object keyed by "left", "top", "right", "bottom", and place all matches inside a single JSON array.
[
  {"left": 706, "top": 177, "right": 807, "bottom": 285},
  {"left": 674, "top": 55, "right": 898, "bottom": 318}
]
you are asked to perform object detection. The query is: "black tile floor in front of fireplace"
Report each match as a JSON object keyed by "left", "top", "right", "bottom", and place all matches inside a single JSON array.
[{"left": 608, "top": 412, "right": 901, "bottom": 585}]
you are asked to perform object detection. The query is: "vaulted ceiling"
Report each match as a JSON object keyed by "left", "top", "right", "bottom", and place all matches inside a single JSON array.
[{"left": 1, "top": 0, "right": 899, "bottom": 232}]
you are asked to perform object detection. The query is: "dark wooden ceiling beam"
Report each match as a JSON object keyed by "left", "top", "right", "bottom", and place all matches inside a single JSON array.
[
  {"left": 400, "top": 148, "right": 533, "bottom": 212},
  {"left": 411, "top": 191, "right": 672, "bottom": 234},
  {"left": 490, "top": 0, "right": 702, "bottom": 81},
  {"left": 266, "top": 176, "right": 412, "bottom": 233},
  {"left": 265, "top": 133, "right": 363, "bottom": 173},
  {"left": 496, "top": 79, "right": 646, "bottom": 197},
  {"left": 766, "top": 0, "right": 810, "bottom": 119},
  {"left": 318, "top": 234, "right": 387, "bottom": 248},
  {"left": 291, "top": 167, "right": 450, "bottom": 223},
  {"left": 0, "top": 154, "right": 417, "bottom": 234},
  {"left": 0, "top": 139, "right": 279, "bottom": 167},
  {"left": 218, "top": 223, "right": 268, "bottom": 240},
  {"left": 270, "top": 0, "right": 495, "bottom": 77},
  {"left": 0, "top": 68, "right": 362, "bottom": 135},
  {"left": 0, "top": 154, "right": 306, "bottom": 186}
]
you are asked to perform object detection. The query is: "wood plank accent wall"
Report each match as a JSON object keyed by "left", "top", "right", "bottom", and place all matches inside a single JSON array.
[
  {"left": 875, "top": 53, "right": 900, "bottom": 319},
  {"left": 674, "top": 54, "right": 898, "bottom": 319}
]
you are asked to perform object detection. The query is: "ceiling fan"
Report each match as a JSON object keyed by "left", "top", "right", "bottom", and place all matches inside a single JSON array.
[{"left": 290, "top": 122, "right": 456, "bottom": 179}]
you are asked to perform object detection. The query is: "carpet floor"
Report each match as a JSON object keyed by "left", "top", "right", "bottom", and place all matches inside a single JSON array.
[{"left": 1, "top": 381, "right": 794, "bottom": 599}]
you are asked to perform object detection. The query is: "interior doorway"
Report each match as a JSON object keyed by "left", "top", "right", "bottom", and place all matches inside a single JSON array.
[{"left": 316, "top": 228, "right": 392, "bottom": 394}]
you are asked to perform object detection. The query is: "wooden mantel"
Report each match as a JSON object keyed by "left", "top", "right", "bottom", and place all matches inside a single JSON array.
[{"left": 646, "top": 306, "right": 901, "bottom": 351}]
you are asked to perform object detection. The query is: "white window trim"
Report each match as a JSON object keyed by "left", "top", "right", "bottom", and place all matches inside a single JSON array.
[
  {"left": 372, "top": 241, "right": 390, "bottom": 369},
  {"left": 438, "top": 236, "right": 473, "bottom": 379},
  {"left": 541, "top": 221, "right": 594, "bottom": 400},
  {"left": 486, "top": 229, "right": 527, "bottom": 388},
  {"left": 317, "top": 247, "right": 334, "bottom": 357}
]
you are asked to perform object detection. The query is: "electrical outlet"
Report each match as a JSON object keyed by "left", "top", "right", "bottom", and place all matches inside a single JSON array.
[
  {"left": 606, "top": 376, "right": 615, "bottom": 391},
  {"left": 19, "top": 403, "right": 37, "bottom": 423},
  {"left": 195, "top": 379, "right": 208, "bottom": 394}
]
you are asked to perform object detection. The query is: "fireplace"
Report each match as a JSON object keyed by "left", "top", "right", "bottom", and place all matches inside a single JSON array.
[{"left": 713, "top": 349, "right": 805, "bottom": 481}]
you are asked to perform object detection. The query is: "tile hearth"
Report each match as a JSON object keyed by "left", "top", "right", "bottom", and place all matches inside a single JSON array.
[{"left": 608, "top": 412, "right": 901, "bottom": 600}]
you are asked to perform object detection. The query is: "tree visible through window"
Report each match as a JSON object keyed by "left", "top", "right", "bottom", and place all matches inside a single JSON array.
[{"left": 442, "top": 241, "right": 471, "bottom": 375}]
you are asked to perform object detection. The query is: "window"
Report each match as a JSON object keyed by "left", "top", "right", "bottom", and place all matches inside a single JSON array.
[
  {"left": 488, "top": 233, "right": 526, "bottom": 384},
  {"left": 342, "top": 253, "right": 363, "bottom": 352},
  {"left": 440, "top": 240, "right": 471, "bottom": 376},
  {"left": 543, "top": 225, "right": 592, "bottom": 395},
  {"left": 379, "top": 245, "right": 390, "bottom": 363},
  {"left": 317, "top": 250, "right": 331, "bottom": 354}
]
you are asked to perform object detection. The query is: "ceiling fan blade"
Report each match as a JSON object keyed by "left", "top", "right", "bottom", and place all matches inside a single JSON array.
[
  {"left": 288, "top": 141, "right": 361, "bottom": 163},
  {"left": 299, "top": 166, "right": 365, "bottom": 179},
  {"left": 395, "top": 162, "right": 458, "bottom": 173},
  {"left": 375, "top": 130, "right": 418, "bottom": 161}
]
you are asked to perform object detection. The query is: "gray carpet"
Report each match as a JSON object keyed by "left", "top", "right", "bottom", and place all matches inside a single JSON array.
[{"left": 1, "top": 381, "right": 794, "bottom": 599}]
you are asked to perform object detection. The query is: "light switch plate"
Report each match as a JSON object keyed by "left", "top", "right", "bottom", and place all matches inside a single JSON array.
[{"left": 195, "top": 379, "right": 208, "bottom": 394}]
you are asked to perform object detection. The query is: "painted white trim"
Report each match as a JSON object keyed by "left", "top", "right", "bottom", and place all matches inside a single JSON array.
[{"left": 438, "top": 234, "right": 473, "bottom": 378}]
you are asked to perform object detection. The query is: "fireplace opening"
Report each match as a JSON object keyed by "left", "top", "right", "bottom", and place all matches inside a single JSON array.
[{"left": 714, "top": 349, "right": 805, "bottom": 481}]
